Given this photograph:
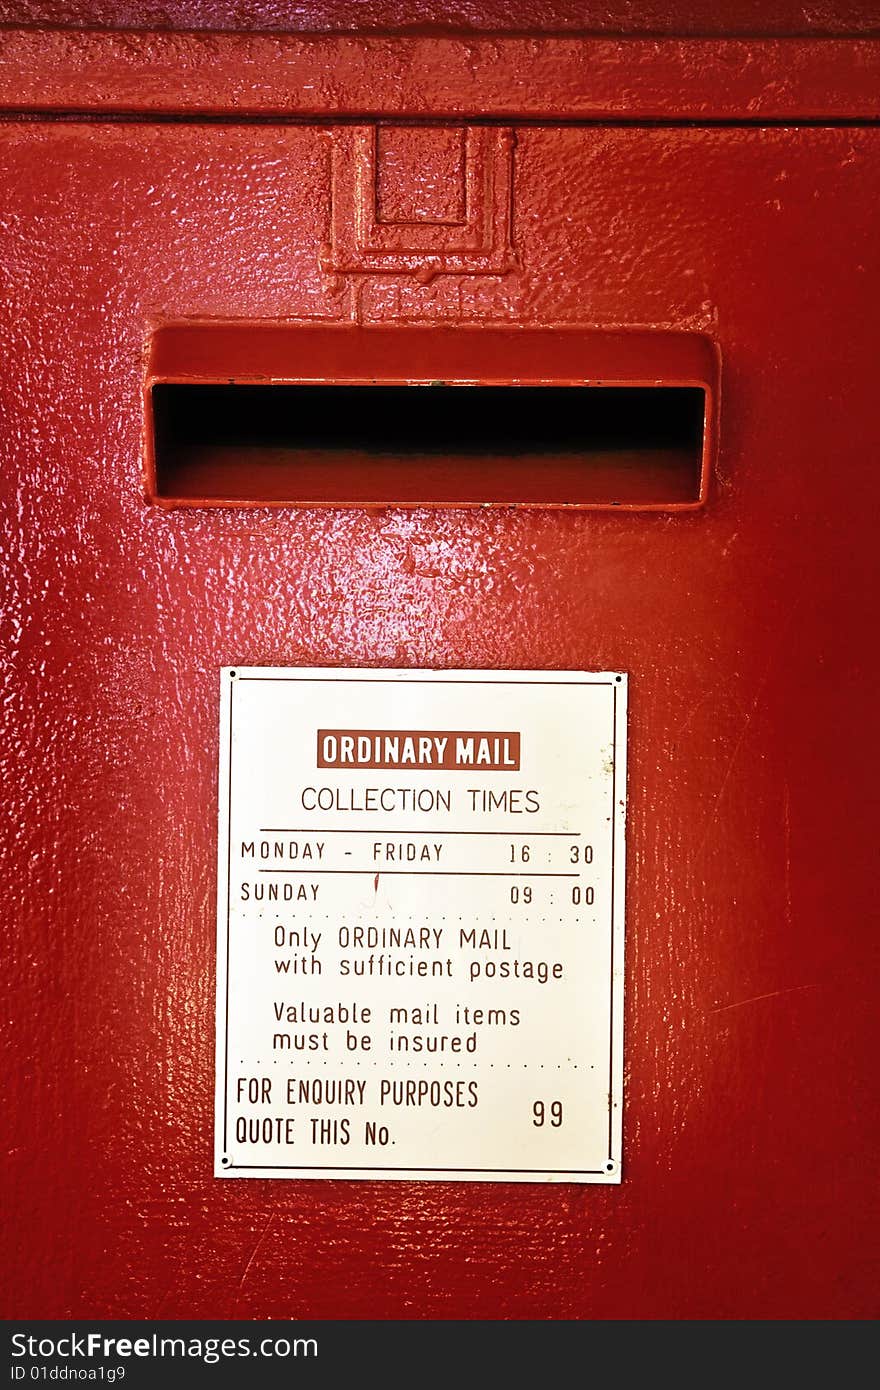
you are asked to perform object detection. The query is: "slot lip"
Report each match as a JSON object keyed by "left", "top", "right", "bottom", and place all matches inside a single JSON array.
[{"left": 142, "top": 324, "right": 719, "bottom": 512}]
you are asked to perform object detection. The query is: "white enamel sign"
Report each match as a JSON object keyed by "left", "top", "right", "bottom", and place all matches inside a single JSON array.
[{"left": 215, "top": 668, "right": 626, "bottom": 1182}]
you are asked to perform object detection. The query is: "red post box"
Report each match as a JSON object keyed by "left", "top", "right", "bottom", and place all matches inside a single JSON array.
[{"left": 1, "top": 4, "right": 878, "bottom": 1320}]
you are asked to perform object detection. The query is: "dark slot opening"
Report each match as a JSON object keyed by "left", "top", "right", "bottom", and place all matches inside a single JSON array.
[{"left": 149, "top": 383, "right": 707, "bottom": 508}]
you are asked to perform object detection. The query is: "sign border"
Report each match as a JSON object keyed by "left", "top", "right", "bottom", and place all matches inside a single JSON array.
[{"left": 214, "top": 668, "right": 627, "bottom": 1183}]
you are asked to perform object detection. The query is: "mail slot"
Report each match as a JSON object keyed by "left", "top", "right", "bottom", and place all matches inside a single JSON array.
[
  {"left": 2, "top": 6, "right": 878, "bottom": 1328},
  {"left": 145, "top": 326, "right": 717, "bottom": 508}
]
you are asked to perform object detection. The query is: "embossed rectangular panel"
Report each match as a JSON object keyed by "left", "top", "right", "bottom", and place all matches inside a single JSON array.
[
  {"left": 325, "top": 126, "right": 516, "bottom": 279},
  {"left": 376, "top": 126, "right": 466, "bottom": 224}
]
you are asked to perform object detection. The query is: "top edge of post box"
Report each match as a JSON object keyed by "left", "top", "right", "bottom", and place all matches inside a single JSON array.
[{"left": 1, "top": 29, "right": 880, "bottom": 121}]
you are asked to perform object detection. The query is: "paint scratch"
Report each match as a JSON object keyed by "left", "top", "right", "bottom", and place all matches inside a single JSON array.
[
  {"left": 231, "top": 1212, "right": 276, "bottom": 1315},
  {"left": 783, "top": 780, "right": 792, "bottom": 928},
  {"left": 693, "top": 654, "right": 779, "bottom": 864},
  {"left": 693, "top": 689, "right": 763, "bottom": 862},
  {"left": 153, "top": 1283, "right": 176, "bottom": 1319},
  {"left": 710, "top": 983, "right": 818, "bottom": 1015}
]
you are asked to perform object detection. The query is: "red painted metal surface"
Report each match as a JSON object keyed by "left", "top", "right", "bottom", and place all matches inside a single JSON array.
[{"left": 1, "top": 18, "right": 879, "bottom": 1321}]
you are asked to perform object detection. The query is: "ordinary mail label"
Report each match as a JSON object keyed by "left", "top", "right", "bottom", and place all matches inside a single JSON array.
[{"left": 215, "top": 669, "right": 626, "bottom": 1183}]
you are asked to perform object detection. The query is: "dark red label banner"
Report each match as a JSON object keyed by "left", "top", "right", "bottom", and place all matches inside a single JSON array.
[{"left": 317, "top": 729, "right": 520, "bottom": 771}]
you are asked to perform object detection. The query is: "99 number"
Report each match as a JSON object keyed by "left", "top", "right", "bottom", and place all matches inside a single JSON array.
[{"left": 532, "top": 1101, "right": 563, "bottom": 1128}]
